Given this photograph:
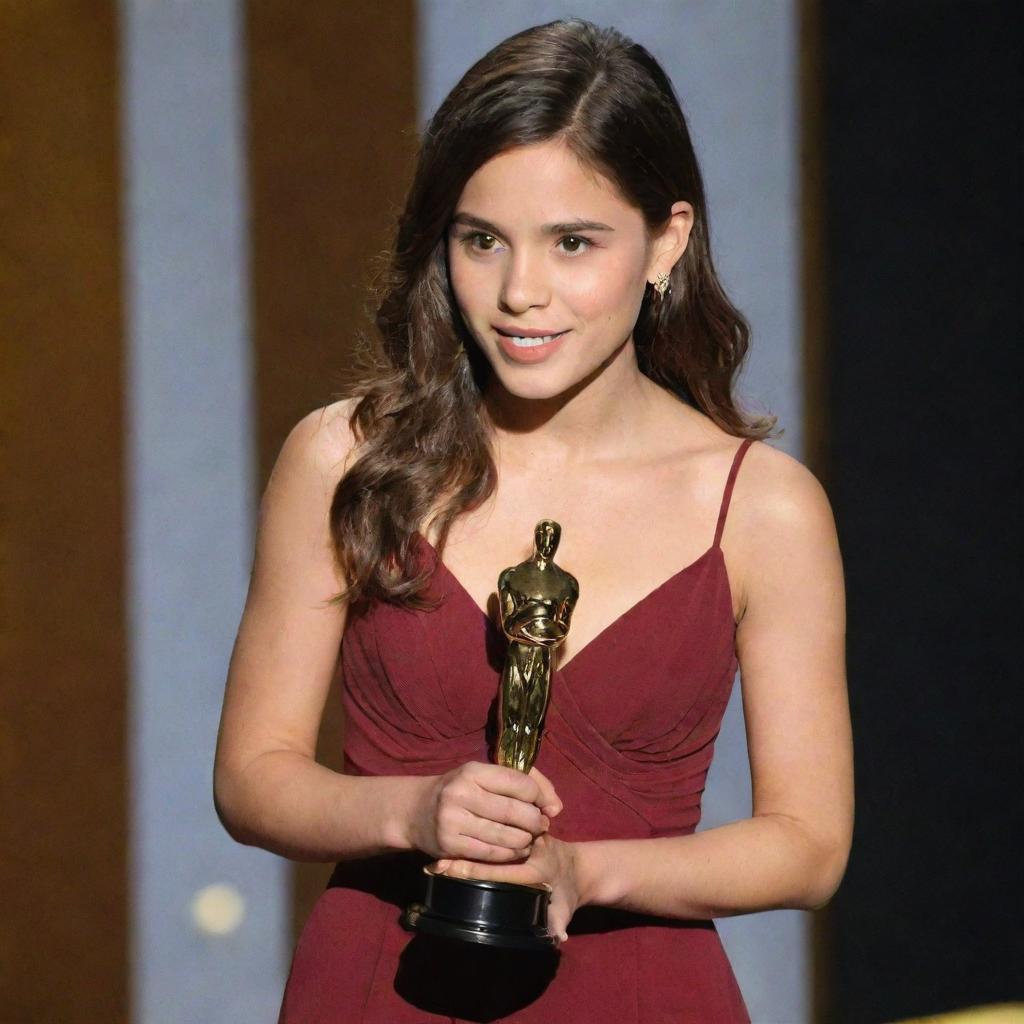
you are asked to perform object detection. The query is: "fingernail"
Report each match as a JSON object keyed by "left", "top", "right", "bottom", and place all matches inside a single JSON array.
[{"left": 436, "top": 860, "right": 451, "bottom": 872}]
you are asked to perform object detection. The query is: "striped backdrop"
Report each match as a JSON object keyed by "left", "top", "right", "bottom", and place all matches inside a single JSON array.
[{"left": 0, "top": 2, "right": 818, "bottom": 1021}]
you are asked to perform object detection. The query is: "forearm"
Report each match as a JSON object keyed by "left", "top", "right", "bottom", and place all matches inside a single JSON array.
[
  {"left": 574, "top": 814, "right": 846, "bottom": 920},
  {"left": 215, "top": 748, "right": 429, "bottom": 862}
]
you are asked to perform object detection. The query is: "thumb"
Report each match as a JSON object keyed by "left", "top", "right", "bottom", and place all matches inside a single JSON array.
[{"left": 547, "top": 906, "right": 569, "bottom": 946}]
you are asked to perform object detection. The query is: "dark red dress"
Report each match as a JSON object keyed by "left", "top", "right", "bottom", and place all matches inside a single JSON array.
[{"left": 279, "top": 439, "right": 755, "bottom": 1023}]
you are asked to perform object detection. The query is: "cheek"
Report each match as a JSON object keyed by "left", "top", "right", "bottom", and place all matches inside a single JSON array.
[{"left": 560, "top": 256, "right": 645, "bottom": 322}]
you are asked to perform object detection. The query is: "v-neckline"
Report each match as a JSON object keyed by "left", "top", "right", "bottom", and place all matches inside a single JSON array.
[{"left": 413, "top": 530, "right": 721, "bottom": 676}]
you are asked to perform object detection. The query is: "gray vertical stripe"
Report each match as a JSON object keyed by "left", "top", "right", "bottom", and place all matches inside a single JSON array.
[
  {"left": 118, "top": 1, "right": 287, "bottom": 1020},
  {"left": 417, "top": 3, "right": 807, "bottom": 1021}
]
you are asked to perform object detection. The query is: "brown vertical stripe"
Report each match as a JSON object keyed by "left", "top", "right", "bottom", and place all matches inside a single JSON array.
[
  {"left": 798, "top": 1, "right": 833, "bottom": 1021},
  {"left": 0, "top": 2, "right": 128, "bottom": 1020},
  {"left": 243, "top": 2, "right": 418, "bottom": 943}
]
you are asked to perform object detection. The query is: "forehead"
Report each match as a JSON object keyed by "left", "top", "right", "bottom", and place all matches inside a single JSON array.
[{"left": 456, "top": 140, "right": 641, "bottom": 228}]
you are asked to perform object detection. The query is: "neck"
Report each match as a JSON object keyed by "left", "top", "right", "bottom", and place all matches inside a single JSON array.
[{"left": 481, "top": 337, "right": 660, "bottom": 465}]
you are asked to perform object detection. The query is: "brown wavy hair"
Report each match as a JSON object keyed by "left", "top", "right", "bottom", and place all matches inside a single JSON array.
[{"left": 330, "top": 17, "right": 778, "bottom": 609}]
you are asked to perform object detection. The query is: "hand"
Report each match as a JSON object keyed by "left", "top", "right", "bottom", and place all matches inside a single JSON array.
[
  {"left": 408, "top": 762, "right": 562, "bottom": 863},
  {"left": 429, "top": 833, "right": 582, "bottom": 947}
]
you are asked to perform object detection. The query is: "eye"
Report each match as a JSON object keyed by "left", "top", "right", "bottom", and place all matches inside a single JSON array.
[
  {"left": 557, "top": 234, "right": 593, "bottom": 255},
  {"left": 458, "top": 231, "right": 504, "bottom": 254}
]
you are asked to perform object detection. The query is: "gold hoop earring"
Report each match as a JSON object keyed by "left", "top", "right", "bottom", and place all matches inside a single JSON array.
[{"left": 653, "top": 271, "right": 671, "bottom": 298}]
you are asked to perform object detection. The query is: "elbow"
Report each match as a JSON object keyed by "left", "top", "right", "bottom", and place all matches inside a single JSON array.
[
  {"left": 213, "top": 788, "right": 244, "bottom": 845},
  {"left": 212, "top": 760, "right": 256, "bottom": 847},
  {"left": 801, "top": 840, "right": 851, "bottom": 911},
  {"left": 767, "top": 812, "right": 851, "bottom": 911}
]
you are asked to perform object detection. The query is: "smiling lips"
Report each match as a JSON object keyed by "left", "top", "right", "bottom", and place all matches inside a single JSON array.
[{"left": 494, "top": 327, "right": 570, "bottom": 363}]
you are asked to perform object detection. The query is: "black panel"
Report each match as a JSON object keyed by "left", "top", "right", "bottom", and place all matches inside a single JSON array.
[{"left": 821, "top": 1, "right": 1022, "bottom": 1021}]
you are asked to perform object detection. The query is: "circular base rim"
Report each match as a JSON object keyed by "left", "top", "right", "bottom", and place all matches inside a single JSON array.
[{"left": 402, "top": 903, "right": 556, "bottom": 952}]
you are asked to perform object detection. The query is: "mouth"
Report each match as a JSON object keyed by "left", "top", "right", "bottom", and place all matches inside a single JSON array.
[
  {"left": 494, "top": 329, "right": 571, "bottom": 363},
  {"left": 497, "top": 330, "right": 569, "bottom": 348}
]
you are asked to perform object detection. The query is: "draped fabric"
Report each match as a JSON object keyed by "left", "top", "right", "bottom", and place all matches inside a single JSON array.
[{"left": 280, "top": 440, "right": 755, "bottom": 1023}]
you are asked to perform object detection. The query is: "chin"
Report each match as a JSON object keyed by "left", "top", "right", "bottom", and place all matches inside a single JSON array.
[{"left": 490, "top": 364, "right": 582, "bottom": 402}]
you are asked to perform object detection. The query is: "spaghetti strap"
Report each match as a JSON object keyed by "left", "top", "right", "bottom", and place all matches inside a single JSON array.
[{"left": 713, "top": 438, "right": 755, "bottom": 549}]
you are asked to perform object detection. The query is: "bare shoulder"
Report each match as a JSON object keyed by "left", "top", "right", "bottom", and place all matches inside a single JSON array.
[
  {"left": 732, "top": 440, "right": 836, "bottom": 536},
  {"left": 253, "top": 398, "right": 363, "bottom": 595},
  {"left": 280, "top": 397, "right": 361, "bottom": 483},
  {"left": 725, "top": 439, "right": 843, "bottom": 620}
]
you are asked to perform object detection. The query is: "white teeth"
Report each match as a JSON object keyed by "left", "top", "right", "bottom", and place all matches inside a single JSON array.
[{"left": 508, "top": 333, "right": 561, "bottom": 347}]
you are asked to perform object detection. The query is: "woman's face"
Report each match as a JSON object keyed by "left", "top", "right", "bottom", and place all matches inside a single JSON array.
[{"left": 446, "top": 139, "right": 689, "bottom": 402}]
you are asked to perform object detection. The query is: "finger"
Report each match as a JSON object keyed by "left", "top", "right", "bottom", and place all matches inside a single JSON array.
[
  {"left": 437, "top": 792, "right": 538, "bottom": 854},
  {"left": 527, "top": 766, "right": 563, "bottom": 817},
  {"left": 463, "top": 789, "right": 549, "bottom": 841},
  {"left": 476, "top": 763, "right": 559, "bottom": 815},
  {"left": 548, "top": 901, "right": 570, "bottom": 946},
  {"left": 451, "top": 833, "right": 533, "bottom": 863},
  {"left": 440, "top": 858, "right": 554, "bottom": 897},
  {"left": 461, "top": 809, "right": 537, "bottom": 851},
  {"left": 443, "top": 858, "right": 525, "bottom": 884}
]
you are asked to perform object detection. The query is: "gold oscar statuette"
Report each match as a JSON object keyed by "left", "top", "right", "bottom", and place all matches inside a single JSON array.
[{"left": 403, "top": 519, "right": 579, "bottom": 950}]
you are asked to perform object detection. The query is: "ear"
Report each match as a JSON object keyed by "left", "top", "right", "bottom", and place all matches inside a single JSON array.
[{"left": 646, "top": 200, "right": 694, "bottom": 284}]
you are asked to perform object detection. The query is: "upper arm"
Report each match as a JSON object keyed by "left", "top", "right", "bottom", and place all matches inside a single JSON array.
[
  {"left": 214, "top": 400, "right": 359, "bottom": 795},
  {"left": 729, "top": 442, "right": 853, "bottom": 875}
]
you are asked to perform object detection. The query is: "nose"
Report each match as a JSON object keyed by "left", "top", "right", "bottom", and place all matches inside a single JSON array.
[{"left": 499, "top": 248, "right": 550, "bottom": 312}]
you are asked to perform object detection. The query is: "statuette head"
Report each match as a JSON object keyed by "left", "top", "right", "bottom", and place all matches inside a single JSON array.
[{"left": 534, "top": 519, "right": 560, "bottom": 564}]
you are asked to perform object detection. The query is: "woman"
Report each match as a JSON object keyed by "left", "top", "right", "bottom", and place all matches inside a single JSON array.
[{"left": 214, "top": 18, "right": 853, "bottom": 1023}]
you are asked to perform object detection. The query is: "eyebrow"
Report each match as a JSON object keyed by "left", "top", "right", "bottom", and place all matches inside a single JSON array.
[{"left": 450, "top": 212, "right": 615, "bottom": 236}]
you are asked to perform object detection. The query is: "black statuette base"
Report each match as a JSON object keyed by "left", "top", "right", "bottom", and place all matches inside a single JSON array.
[{"left": 402, "top": 867, "right": 556, "bottom": 951}]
